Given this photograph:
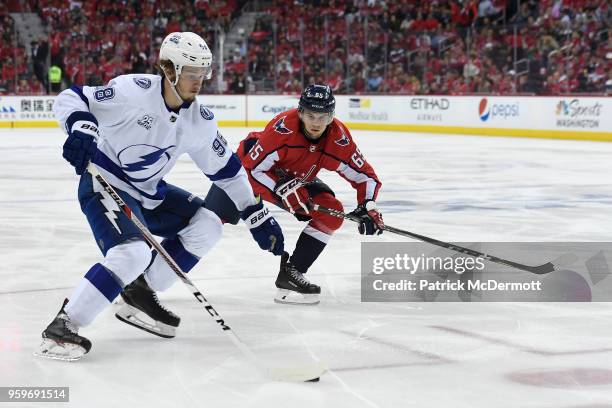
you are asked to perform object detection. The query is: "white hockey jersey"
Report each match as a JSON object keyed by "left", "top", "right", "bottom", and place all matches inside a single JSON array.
[{"left": 53, "top": 74, "right": 256, "bottom": 210}]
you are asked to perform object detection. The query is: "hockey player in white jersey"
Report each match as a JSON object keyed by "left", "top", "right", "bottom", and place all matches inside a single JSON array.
[{"left": 36, "top": 32, "right": 284, "bottom": 361}]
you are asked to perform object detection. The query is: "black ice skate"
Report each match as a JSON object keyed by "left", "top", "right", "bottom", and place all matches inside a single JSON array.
[
  {"left": 115, "top": 275, "right": 180, "bottom": 338},
  {"left": 34, "top": 299, "right": 92, "bottom": 361},
  {"left": 275, "top": 252, "right": 321, "bottom": 305}
]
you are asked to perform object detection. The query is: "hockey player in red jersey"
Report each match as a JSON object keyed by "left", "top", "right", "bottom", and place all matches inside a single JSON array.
[{"left": 237, "top": 84, "right": 384, "bottom": 304}]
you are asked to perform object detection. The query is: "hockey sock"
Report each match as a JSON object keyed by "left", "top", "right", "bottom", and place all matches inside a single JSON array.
[
  {"left": 145, "top": 237, "right": 199, "bottom": 291},
  {"left": 289, "top": 228, "right": 328, "bottom": 273},
  {"left": 64, "top": 240, "right": 153, "bottom": 327},
  {"left": 65, "top": 263, "right": 123, "bottom": 327}
]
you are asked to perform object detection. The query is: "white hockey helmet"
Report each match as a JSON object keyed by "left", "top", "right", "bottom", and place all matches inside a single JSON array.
[{"left": 159, "top": 32, "right": 213, "bottom": 84}]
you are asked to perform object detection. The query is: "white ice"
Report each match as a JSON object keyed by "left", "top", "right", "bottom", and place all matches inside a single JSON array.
[{"left": 1, "top": 128, "right": 611, "bottom": 408}]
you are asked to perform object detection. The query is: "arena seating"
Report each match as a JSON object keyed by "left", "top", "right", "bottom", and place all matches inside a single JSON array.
[{"left": 2, "top": 0, "right": 610, "bottom": 95}]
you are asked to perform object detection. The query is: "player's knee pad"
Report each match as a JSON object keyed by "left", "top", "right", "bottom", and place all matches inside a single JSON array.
[
  {"left": 178, "top": 207, "right": 223, "bottom": 258},
  {"left": 311, "top": 193, "right": 344, "bottom": 232},
  {"left": 101, "top": 239, "right": 152, "bottom": 286}
]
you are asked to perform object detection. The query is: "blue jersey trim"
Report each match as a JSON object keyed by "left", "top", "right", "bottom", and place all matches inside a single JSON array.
[
  {"left": 69, "top": 85, "right": 90, "bottom": 109},
  {"left": 206, "top": 153, "right": 242, "bottom": 181},
  {"left": 92, "top": 151, "right": 168, "bottom": 201}
]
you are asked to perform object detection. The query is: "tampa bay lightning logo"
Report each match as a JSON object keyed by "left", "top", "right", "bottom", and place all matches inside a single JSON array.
[
  {"left": 118, "top": 144, "right": 176, "bottom": 182},
  {"left": 273, "top": 116, "right": 292, "bottom": 134},
  {"left": 335, "top": 131, "right": 350, "bottom": 146},
  {"left": 133, "top": 77, "right": 152, "bottom": 89},
  {"left": 200, "top": 105, "right": 214, "bottom": 120}
]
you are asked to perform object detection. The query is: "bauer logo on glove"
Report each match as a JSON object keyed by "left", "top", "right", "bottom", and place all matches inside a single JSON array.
[
  {"left": 247, "top": 206, "right": 270, "bottom": 227},
  {"left": 241, "top": 197, "right": 285, "bottom": 256}
]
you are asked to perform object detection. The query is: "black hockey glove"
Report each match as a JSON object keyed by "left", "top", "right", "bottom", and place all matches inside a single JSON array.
[
  {"left": 62, "top": 111, "right": 99, "bottom": 175},
  {"left": 348, "top": 200, "right": 384, "bottom": 235},
  {"left": 241, "top": 196, "right": 285, "bottom": 256}
]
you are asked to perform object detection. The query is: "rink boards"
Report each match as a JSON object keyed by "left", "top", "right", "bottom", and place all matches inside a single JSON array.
[{"left": 0, "top": 94, "right": 610, "bottom": 141}]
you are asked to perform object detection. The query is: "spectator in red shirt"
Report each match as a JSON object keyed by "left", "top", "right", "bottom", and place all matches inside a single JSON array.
[{"left": 165, "top": 16, "right": 181, "bottom": 35}]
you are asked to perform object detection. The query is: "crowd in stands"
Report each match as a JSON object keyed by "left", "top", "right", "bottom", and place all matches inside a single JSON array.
[
  {"left": 1, "top": 0, "right": 610, "bottom": 95},
  {"left": 1, "top": 0, "right": 243, "bottom": 94},
  {"left": 244, "top": 0, "right": 611, "bottom": 94},
  {"left": 0, "top": 5, "right": 32, "bottom": 94}
]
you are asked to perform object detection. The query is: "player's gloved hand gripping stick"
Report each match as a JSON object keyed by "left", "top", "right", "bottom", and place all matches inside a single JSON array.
[
  {"left": 62, "top": 111, "right": 99, "bottom": 175},
  {"left": 348, "top": 200, "right": 384, "bottom": 235},
  {"left": 310, "top": 202, "right": 574, "bottom": 275},
  {"left": 241, "top": 197, "right": 285, "bottom": 255},
  {"left": 274, "top": 177, "right": 311, "bottom": 215},
  {"left": 87, "top": 162, "right": 326, "bottom": 382}
]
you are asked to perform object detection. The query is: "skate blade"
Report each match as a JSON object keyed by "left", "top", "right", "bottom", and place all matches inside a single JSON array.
[
  {"left": 274, "top": 289, "right": 320, "bottom": 305},
  {"left": 33, "top": 338, "right": 86, "bottom": 362},
  {"left": 115, "top": 304, "right": 176, "bottom": 338}
]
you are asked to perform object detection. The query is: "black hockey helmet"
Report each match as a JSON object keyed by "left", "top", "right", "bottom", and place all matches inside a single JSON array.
[{"left": 298, "top": 84, "right": 335, "bottom": 114}]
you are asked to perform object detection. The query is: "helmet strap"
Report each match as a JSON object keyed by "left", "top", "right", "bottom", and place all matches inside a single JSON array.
[{"left": 161, "top": 66, "right": 184, "bottom": 105}]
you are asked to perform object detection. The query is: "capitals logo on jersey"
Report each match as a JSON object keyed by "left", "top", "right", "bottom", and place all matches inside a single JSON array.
[
  {"left": 334, "top": 131, "right": 350, "bottom": 147},
  {"left": 273, "top": 116, "right": 292, "bottom": 134},
  {"left": 118, "top": 144, "right": 176, "bottom": 182}
]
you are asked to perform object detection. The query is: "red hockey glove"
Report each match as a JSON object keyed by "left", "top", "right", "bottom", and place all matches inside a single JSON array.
[{"left": 274, "top": 178, "right": 310, "bottom": 214}]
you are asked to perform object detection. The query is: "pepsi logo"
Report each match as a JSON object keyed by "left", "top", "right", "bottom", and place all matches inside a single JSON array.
[{"left": 479, "top": 98, "right": 490, "bottom": 122}]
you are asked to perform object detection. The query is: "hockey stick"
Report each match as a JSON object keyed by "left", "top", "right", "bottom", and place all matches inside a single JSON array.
[
  {"left": 311, "top": 203, "right": 571, "bottom": 275},
  {"left": 87, "top": 163, "right": 325, "bottom": 382}
]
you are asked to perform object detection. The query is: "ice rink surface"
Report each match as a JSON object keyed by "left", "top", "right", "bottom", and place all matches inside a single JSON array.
[{"left": 1, "top": 127, "right": 611, "bottom": 407}]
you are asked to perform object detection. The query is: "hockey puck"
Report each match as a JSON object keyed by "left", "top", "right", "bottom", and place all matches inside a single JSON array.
[{"left": 306, "top": 377, "right": 320, "bottom": 382}]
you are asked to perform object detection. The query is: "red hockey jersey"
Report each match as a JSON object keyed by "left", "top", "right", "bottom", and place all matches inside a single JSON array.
[{"left": 237, "top": 109, "right": 381, "bottom": 204}]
